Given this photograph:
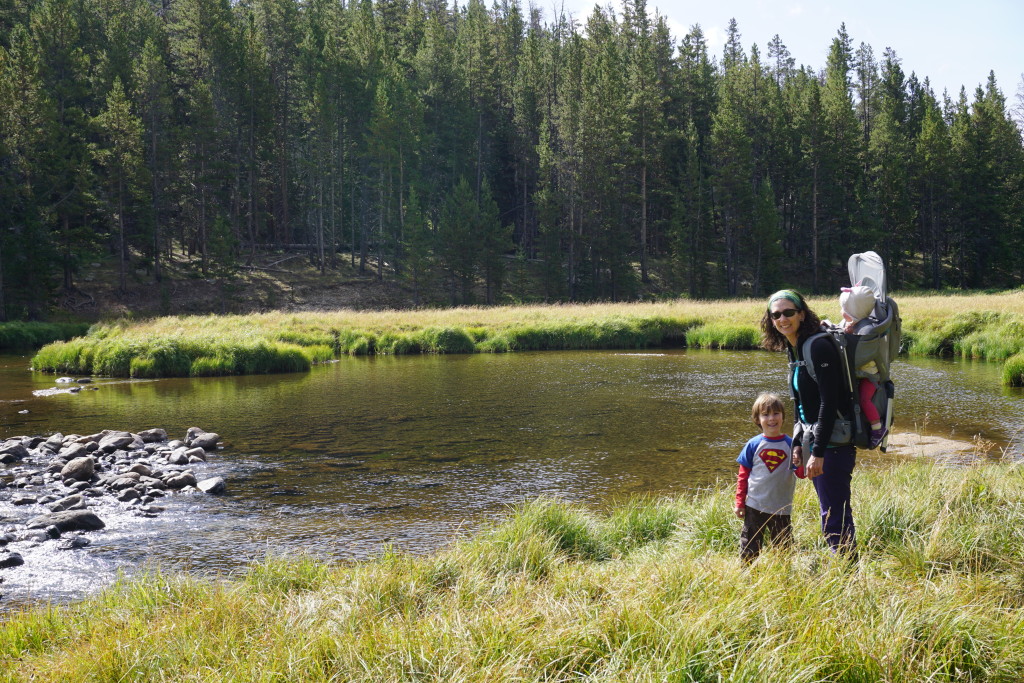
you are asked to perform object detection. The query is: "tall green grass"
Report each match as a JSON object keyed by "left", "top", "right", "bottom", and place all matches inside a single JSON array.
[
  {"left": 5, "top": 460, "right": 1024, "bottom": 681},
  {"left": 1004, "top": 352, "right": 1024, "bottom": 387},
  {"left": 27, "top": 291, "right": 1024, "bottom": 383},
  {"left": 0, "top": 321, "right": 90, "bottom": 350}
]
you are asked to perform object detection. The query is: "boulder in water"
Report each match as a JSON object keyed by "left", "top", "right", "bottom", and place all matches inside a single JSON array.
[
  {"left": 197, "top": 477, "right": 226, "bottom": 494},
  {"left": 27, "top": 510, "right": 105, "bottom": 532},
  {"left": 60, "top": 457, "right": 95, "bottom": 482}
]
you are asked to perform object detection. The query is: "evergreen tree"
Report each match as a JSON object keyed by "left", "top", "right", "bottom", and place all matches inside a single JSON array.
[
  {"left": 94, "top": 77, "right": 147, "bottom": 293},
  {"left": 133, "top": 37, "right": 173, "bottom": 282}
]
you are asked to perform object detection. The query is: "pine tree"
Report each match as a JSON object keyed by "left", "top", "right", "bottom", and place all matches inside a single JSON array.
[
  {"left": 133, "top": 37, "right": 172, "bottom": 282},
  {"left": 94, "top": 77, "right": 147, "bottom": 293},
  {"left": 869, "top": 48, "right": 914, "bottom": 285},
  {"left": 818, "top": 23, "right": 862, "bottom": 290},
  {"left": 0, "top": 27, "right": 54, "bottom": 318},
  {"left": 914, "top": 92, "right": 951, "bottom": 288}
]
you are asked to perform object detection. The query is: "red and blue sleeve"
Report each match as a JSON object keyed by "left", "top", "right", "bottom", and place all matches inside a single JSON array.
[
  {"left": 735, "top": 439, "right": 756, "bottom": 508},
  {"left": 736, "top": 465, "right": 751, "bottom": 508}
]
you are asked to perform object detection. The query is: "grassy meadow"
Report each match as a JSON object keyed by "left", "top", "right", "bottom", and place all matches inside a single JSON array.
[
  {"left": 27, "top": 289, "right": 1024, "bottom": 384},
  {"left": 4, "top": 459, "right": 1024, "bottom": 681}
]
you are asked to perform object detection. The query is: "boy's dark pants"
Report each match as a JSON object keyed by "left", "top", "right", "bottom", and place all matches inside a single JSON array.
[{"left": 739, "top": 506, "right": 793, "bottom": 560}]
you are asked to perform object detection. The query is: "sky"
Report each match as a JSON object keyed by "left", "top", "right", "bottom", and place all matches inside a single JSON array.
[{"left": 545, "top": 0, "right": 1024, "bottom": 103}]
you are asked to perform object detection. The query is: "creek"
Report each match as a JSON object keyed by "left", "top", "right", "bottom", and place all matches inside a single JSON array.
[{"left": 1, "top": 349, "right": 1021, "bottom": 606}]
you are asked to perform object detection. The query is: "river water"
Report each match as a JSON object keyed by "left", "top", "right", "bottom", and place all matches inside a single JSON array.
[{"left": 1, "top": 350, "right": 1021, "bottom": 606}]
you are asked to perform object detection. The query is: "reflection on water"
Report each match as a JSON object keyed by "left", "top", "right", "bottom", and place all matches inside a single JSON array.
[{"left": 0, "top": 350, "right": 1021, "bottom": 605}]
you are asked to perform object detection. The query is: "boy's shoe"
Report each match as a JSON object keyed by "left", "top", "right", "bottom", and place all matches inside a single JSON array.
[{"left": 869, "top": 426, "right": 888, "bottom": 448}]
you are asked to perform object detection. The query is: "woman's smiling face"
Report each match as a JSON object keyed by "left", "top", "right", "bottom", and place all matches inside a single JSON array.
[{"left": 770, "top": 298, "right": 804, "bottom": 344}]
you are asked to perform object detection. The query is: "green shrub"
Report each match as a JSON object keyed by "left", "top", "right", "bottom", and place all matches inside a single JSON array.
[
  {"left": 685, "top": 323, "right": 760, "bottom": 350},
  {"left": 420, "top": 326, "right": 475, "bottom": 354},
  {"left": 1003, "top": 353, "right": 1024, "bottom": 387},
  {"left": 190, "top": 355, "right": 235, "bottom": 377},
  {"left": 301, "top": 344, "right": 336, "bottom": 364}
]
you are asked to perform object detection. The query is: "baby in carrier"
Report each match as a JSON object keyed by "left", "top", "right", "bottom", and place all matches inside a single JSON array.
[{"left": 840, "top": 285, "right": 888, "bottom": 448}]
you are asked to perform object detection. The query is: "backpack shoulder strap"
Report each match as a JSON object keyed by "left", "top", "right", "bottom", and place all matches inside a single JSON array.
[{"left": 793, "top": 331, "right": 829, "bottom": 385}]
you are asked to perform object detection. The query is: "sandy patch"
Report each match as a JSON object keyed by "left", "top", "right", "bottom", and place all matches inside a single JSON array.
[{"left": 884, "top": 430, "right": 998, "bottom": 461}]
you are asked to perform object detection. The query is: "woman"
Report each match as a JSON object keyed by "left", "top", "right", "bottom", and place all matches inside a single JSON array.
[{"left": 760, "top": 289, "right": 857, "bottom": 556}]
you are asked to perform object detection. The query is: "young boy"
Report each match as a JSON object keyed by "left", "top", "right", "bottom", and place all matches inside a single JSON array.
[{"left": 735, "top": 392, "right": 805, "bottom": 561}]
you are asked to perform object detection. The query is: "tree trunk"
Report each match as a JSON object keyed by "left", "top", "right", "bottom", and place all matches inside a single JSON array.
[
  {"left": 640, "top": 145, "right": 648, "bottom": 283},
  {"left": 151, "top": 116, "right": 162, "bottom": 283},
  {"left": 0, "top": 238, "right": 6, "bottom": 321},
  {"left": 812, "top": 162, "right": 819, "bottom": 293},
  {"left": 118, "top": 175, "right": 127, "bottom": 294}
]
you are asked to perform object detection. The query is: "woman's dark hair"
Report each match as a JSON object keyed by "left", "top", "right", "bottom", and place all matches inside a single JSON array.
[{"left": 760, "top": 290, "right": 822, "bottom": 351}]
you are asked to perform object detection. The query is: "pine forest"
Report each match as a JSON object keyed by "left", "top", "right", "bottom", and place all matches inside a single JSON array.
[{"left": 1, "top": 0, "right": 1023, "bottom": 318}]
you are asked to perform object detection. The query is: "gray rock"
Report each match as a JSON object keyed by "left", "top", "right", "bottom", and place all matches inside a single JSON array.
[
  {"left": 45, "top": 433, "right": 66, "bottom": 449},
  {"left": 167, "top": 440, "right": 185, "bottom": 449},
  {"left": 138, "top": 428, "right": 168, "bottom": 443},
  {"left": 45, "top": 525, "right": 61, "bottom": 539},
  {"left": 127, "top": 464, "right": 153, "bottom": 477},
  {"left": 184, "top": 447, "right": 207, "bottom": 462},
  {"left": 60, "top": 442, "right": 90, "bottom": 461},
  {"left": 58, "top": 536, "right": 91, "bottom": 549},
  {"left": 98, "top": 432, "right": 134, "bottom": 453},
  {"left": 197, "top": 477, "right": 226, "bottom": 494},
  {"left": 68, "top": 480, "right": 92, "bottom": 492},
  {"left": 60, "top": 456, "right": 95, "bottom": 482},
  {"left": 12, "top": 495, "right": 37, "bottom": 506},
  {"left": 117, "top": 489, "right": 140, "bottom": 502},
  {"left": 166, "top": 450, "right": 189, "bottom": 466},
  {"left": 48, "top": 494, "right": 85, "bottom": 512},
  {"left": 76, "top": 377, "right": 92, "bottom": 384},
  {"left": 55, "top": 377, "right": 76, "bottom": 383},
  {"left": 26, "top": 510, "right": 105, "bottom": 532},
  {"left": 185, "top": 427, "right": 208, "bottom": 443},
  {"left": 0, "top": 533, "right": 14, "bottom": 546},
  {"left": 0, "top": 552, "right": 25, "bottom": 569},
  {"left": 189, "top": 432, "right": 220, "bottom": 450},
  {"left": 68, "top": 386, "right": 81, "bottom": 393},
  {"left": 109, "top": 475, "right": 141, "bottom": 491},
  {"left": 0, "top": 441, "right": 30, "bottom": 464},
  {"left": 164, "top": 473, "right": 197, "bottom": 490}
]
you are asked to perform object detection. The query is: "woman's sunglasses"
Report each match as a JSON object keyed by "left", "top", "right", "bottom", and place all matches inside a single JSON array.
[{"left": 770, "top": 308, "right": 799, "bottom": 320}]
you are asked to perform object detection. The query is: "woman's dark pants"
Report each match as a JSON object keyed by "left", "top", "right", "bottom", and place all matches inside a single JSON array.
[{"left": 813, "top": 444, "right": 857, "bottom": 555}]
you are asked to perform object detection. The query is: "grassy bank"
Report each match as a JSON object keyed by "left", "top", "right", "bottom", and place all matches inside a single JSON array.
[
  {"left": 0, "top": 321, "right": 90, "bottom": 351},
  {"left": 4, "top": 460, "right": 1024, "bottom": 681},
  {"left": 29, "top": 290, "right": 1024, "bottom": 384}
]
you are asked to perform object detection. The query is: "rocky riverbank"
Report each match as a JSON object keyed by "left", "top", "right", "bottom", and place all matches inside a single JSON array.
[{"left": 0, "top": 427, "right": 227, "bottom": 581}]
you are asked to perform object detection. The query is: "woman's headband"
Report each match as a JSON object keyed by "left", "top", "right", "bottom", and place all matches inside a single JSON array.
[{"left": 767, "top": 289, "right": 802, "bottom": 309}]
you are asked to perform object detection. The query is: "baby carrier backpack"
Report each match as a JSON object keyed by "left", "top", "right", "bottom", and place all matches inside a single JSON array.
[{"left": 789, "top": 251, "right": 902, "bottom": 451}]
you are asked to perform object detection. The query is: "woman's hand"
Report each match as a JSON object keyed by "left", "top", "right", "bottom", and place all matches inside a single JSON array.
[
  {"left": 806, "top": 455, "right": 824, "bottom": 479},
  {"left": 734, "top": 505, "right": 745, "bottom": 519}
]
